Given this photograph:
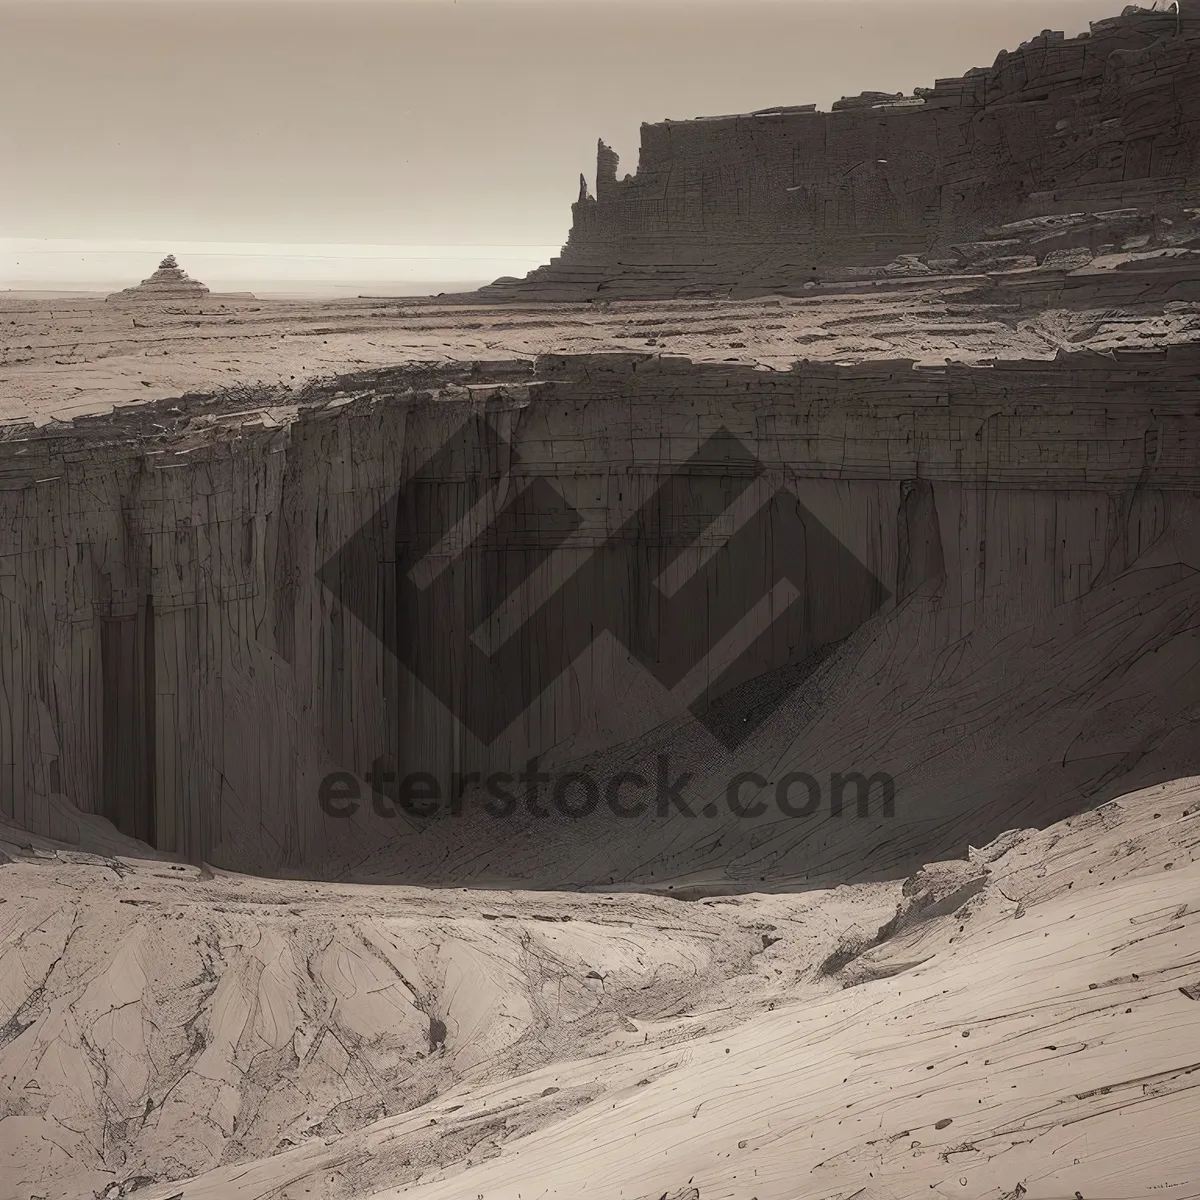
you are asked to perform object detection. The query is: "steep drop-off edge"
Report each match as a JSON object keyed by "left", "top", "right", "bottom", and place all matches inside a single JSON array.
[{"left": 2, "top": 350, "right": 1199, "bottom": 891}]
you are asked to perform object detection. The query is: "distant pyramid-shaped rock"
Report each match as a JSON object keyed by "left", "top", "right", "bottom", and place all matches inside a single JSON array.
[{"left": 107, "top": 254, "right": 212, "bottom": 303}]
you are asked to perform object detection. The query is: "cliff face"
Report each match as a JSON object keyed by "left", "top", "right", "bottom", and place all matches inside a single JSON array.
[
  {"left": 484, "top": 3, "right": 1200, "bottom": 299},
  {"left": 4, "top": 350, "right": 1199, "bottom": 885},
  {"left": 6, "top": 3, "right": 1200, "bottom": 885}
]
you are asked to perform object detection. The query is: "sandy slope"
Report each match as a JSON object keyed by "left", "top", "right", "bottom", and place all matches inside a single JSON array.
[{"left": 2, "top": 777, "right": 1198, "bottom": 1200}]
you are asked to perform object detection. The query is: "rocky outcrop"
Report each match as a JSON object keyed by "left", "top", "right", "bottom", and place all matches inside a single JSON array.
[
  {"left": 106, "top": 254, "right": 212, "bottom": 304},
  {"left": 481, "top": 2, "right": 1200, "bottom": 299},
  {"left": 2, "top": 351, "right": 1199, "bottom": 885}
]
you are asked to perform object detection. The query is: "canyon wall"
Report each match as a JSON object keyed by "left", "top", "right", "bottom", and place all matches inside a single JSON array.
[
  {"left": 3, "top": 351, "right": 1199, "bottom": 886},
  {"left": 483, "top": 3, "right": 1200, "bottom": 299}
]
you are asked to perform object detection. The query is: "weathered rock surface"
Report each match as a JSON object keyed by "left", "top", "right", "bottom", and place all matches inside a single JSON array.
[
  {"left": 7, "top": 285, "right": 1200, "bottom": 423},
  {"left": 2, "top": 331, "right": 1199, "bottom": 884},
  {"left": 481, "top": 2, "right": 1200, "bottom": 300}
]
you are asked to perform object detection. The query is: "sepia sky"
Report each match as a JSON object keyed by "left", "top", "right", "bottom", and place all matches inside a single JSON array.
[{"left": 1, "top": 0, "right": 1105, "bottom": 287}]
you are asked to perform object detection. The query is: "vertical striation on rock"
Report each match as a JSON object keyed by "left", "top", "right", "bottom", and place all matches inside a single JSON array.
[
  {"left": 2, "top": 351, "right": 1200, "bottom": 883},
  {"left": 3, "top": 2, "right": 1200, "bottom": 890}
]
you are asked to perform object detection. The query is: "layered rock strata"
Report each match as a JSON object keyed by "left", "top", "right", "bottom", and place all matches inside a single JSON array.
[
  {"left": 481, "top": 2, "right": 1200, "bottom": 299},
  {"left": 2, "top": 350, "right": 1199, "bottom": 885}
]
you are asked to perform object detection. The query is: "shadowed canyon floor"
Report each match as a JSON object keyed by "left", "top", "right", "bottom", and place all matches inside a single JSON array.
[{"left": 2, "top": 778, "right": 1199, "bottom": 1199}]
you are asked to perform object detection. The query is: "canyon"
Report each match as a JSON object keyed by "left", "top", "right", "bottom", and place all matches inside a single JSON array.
[
  {"left": 3, "top": 3, "right": 1200, "bottom": 1198},
  {"left": 3, "top": 285, "right": 1200, "bottom": 886}
]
